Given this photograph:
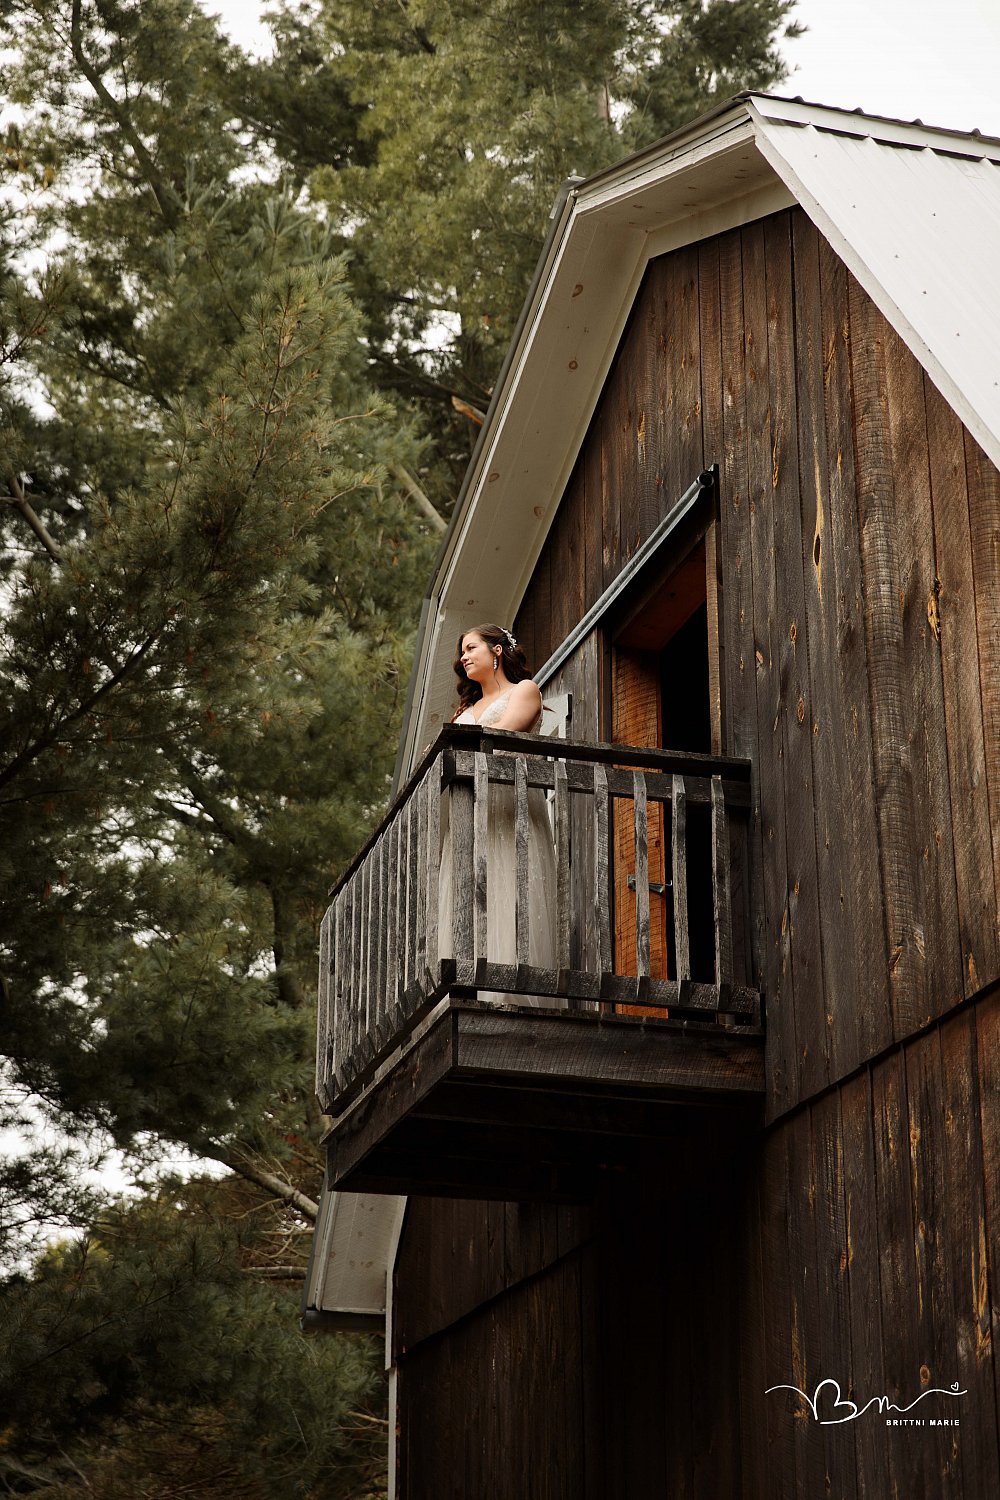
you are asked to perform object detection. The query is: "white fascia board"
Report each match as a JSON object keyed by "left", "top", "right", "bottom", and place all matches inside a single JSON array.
[{"left": 401, "top": 115, "right": 796, "bottom": 775}]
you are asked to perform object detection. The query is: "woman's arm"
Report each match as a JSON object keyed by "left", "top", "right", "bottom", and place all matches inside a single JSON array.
[{"left": 491, "top": 679, "right": 543, "bottom": 731}]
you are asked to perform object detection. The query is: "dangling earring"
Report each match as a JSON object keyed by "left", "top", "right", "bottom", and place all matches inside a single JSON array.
[{"left": 493, "top": 651, "right": 499, "bottom": 674}]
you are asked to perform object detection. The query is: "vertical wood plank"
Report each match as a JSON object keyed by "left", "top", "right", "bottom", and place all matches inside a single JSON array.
[
  {"left": 515, "top": 755, "right": 530, "bottom": 970},
  {"left": 903, "top": 1031, "right": 956, "bottom": 1497},
  {"left": 672, "top": 775, "right": 691, "bottom": 984},
  {"left": 698, "top": 235, "right": 723, "bottom": 469},
  {"left": 965, "top": 431, "right": 1000, "bottom": 980},
  {"left": 941, "top": 1005, "right": 1000, "bottom": 1496},
  {"left": 450, "top": 775, "right": 474, "bottom": 974},
  {"left": 764, "top": 210, "right": 827, "bottom": 1098},
  {"left": 840, "top": 1068, "right": 890, "bottom": 1500},
  {"left": 850, "top": 276, "right": 962, "bottom": 1039},
  {"left": 594, "top": 762, "right": 612, "bottom": 976},
  {"left": 974, "top": 993, "right": 1000, "bottom": 1488},
  {"left": 871, "top": 1051, "right": 925, "bottom": 1500},
  {"left": 405, "top": 789, "right": 418, "bottom": 997},
  {"left": 927, "top": 383, "right": 1000, "bottom": 993},
  {"left": 473, "top": 751, "right": 489, "bottom": 973},
  {"left": 415, "top": 773, "right": 428, "bottom": 985},
  {"left": 804, "top": 220, "right": 893, "bottom": 1079},
  {"left": 742, "top": 217, "right": 797, "bottom": 1117},
  {"left": 385, "top": 816, "right": 399, "bottom": 1023},
  {"left": 316, "top": 905, "right": 331, "bottom": 1104},
  {"left": 809, "top": 1092, "right": 859, "bottom": 1498},
  {"left": 554, "top": 757, "right": 571, "bottom": 978},
  {"left": 711, "top": 779, "right": 733, "bottom": 989},
  {"left": 424, "top": 758, "right": 440, "bottom": 982},
  {"left": 633, "top": 770, "right": 650, "bottom": 980},
  {"left": 881, "top": 314, "right": 963, "bottom": 1022}
]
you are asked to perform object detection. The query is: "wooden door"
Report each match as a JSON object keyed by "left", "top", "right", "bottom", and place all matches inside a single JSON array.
[{"left": 609, "top": 531, "right": 720, "bottom": 993}]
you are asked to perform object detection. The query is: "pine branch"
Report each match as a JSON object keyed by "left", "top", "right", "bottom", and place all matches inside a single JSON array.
[
  {"left": 390, "top": 464, "right": 446, "bottom": 532},
  {"left": 69, "top": 0, "right": 181, "bottom": 229},
  {"left": 243, "top": 1265, "right": 306, "bottom": 1280},
  {"left": 5, "top": 472, "right": 63, "bottom": 562}
]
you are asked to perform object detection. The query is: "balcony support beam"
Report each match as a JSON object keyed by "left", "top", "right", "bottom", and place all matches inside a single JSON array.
[{"left": 325, "top": 1000, "right": 764, "bottom": 1201}]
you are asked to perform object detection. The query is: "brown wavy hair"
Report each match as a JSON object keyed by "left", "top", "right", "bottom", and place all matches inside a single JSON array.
[{"left": 452, "top": 624, "right": 533, "bottom": 717}]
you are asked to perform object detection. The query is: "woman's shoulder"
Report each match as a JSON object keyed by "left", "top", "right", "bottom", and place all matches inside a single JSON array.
[{"left": 509, "top": 677, "right": 541, "bottom": 705}]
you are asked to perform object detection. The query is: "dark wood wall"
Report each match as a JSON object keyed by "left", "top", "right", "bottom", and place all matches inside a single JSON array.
[
  {"left": 392, "top": 207, "right": 1000, "bottom": 1497},
  {"left": 517, "top": 206, "right": 1000, "bottom": 1122},
  {"left": 740, "top": 981, "right": 1000, "bottom": 1500}
]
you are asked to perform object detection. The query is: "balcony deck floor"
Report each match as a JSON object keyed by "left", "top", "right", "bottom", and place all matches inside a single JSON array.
[{"left": 323, "top": 999, "right": 765, "bottom": 1201}]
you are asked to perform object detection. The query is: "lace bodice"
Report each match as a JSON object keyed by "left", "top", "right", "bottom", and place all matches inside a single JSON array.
[{"left": 455, "top": 689, "right": 541, "bottom": 731}]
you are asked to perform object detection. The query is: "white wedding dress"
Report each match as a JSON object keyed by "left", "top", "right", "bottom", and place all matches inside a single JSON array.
[{"left": 438, "top": 689, "right": 558, "bottom": 1005}]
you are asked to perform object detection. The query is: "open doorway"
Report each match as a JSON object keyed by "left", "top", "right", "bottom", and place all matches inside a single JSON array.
[{"left": 609, "top": 529, "right": 720, "bottom": 985}]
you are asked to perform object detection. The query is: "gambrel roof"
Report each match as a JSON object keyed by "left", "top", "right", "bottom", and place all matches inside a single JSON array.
[{"left": 394, "top": 92, "right": 1000, "bottom": 785}]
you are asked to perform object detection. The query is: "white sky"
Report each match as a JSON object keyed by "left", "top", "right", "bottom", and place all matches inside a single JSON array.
[{"left": 205, "top": 0, "right": 1000, "bottom": 137}]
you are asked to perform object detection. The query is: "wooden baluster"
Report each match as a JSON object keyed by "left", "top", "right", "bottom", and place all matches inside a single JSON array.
[
  {"left": 711, "top": 778, "right": 734, "bottom": 1007},
  {"left": 403, "top": 793, "right": 416, "bottom": 1010},
  {"left": 473, "top": 751, "right": 489, "bottom": 984},
  {"left": 385, "top": 816, "right": 400, "bottom": 1033},
  {"left": 415, "top": 773, "right": 428, "bottom": 991},
  {"left": 633, "top": 770, "right": 651, "bottom": 991},
  {"left": 424, "top": 755, "right": 440, "bottom": 990},
  {"left": 450, "top": 767, "right": 474, "bottom": 985},
  {"left": 343, "top": 871, "right": 359, "bottom": 1090},
  {"left": 554, "top": 758, "right": 571, "bottom": 991},
  {"left": 316, "top": 906, "right": 331, "bottom": 1108},
  {"left": 367, "top": 839, "right": 381, "bottom": 1066},
  {"left": 594, "top": 762, "right": 613, "bottom": 988},
  {"left": 515, "top": 755, "right": 530, "bottom": 984},
  {"left": 672, "top": 774, "right": 691, "bottom": 1002},
  {"left": 333, "top": 885, "right": 346, "bottom": 1089}
]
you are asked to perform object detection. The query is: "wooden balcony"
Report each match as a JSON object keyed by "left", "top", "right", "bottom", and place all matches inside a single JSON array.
[{"left": 316, "top": 726, "right": 764, "bottom": 1200}]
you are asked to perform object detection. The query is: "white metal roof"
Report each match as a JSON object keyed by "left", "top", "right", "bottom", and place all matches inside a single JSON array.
[{"left": 395, "top": 92, "right": 1000, "bottom": 781}]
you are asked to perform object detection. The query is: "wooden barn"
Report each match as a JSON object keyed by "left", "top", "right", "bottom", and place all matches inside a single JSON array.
[{"left": 303, "top": 94, "right": 1000, "bottom": 1498}]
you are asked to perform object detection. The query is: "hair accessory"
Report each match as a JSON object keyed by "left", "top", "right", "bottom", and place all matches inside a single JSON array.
[{"left": 501, "top": 627, "right": 517, "bottom": 650}]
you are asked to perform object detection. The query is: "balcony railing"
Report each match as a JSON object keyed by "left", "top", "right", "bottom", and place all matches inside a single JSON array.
[{"left": 316, "top": 726, "right": 759, "bottom": 1114}]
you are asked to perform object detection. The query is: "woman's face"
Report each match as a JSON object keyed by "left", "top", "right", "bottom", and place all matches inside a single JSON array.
[{"left": 460, "top": 632, "right": 500, "bottom": 685}]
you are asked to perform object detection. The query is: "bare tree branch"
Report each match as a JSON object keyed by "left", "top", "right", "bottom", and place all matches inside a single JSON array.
[
  {"left": 390, "top": 464, "right": 446, "bottom": 532},
  {"left": 5, "top": 473, "right": 63, "bottom": 562},
  {"left": 216, "top": 1146, "right": 319, "bottom": 1224}
]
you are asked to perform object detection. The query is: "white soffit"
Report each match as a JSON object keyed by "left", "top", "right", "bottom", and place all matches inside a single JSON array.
[
  {"left": 305, "top": 1190, "right": 403, "bottom": 1323},
  {"left": 401, "top": 110, "right": 794, "bottom": 774},
  {"left": 749, "top": 98, "right": 1000, "bottom": 477}
]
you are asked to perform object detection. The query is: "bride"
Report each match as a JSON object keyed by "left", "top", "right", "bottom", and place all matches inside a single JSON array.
[{"left": 439, "top": 624, "right": 558, "bottom": 999}]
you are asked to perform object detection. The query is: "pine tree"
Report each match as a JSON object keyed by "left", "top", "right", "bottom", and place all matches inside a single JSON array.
[
  {"left": 245, "top": 0, "right": 802, "bottom": 510},
  {"left": 1, "top": 1, "right": 434, "bottom": 1489}
]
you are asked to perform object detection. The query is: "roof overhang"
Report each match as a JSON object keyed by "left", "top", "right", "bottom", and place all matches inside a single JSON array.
[{"left": 394, "top": 91, "right": 1000, "bottom": 785}]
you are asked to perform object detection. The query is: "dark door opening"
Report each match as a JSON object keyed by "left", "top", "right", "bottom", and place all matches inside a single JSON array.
[{"left": 609, "top": 533, "right": 719, "bottom": 985}]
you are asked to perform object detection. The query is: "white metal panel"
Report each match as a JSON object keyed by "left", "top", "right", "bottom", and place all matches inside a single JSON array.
[
  {"left": 307, "top": 1190, "right": 402, "bottom": 1318},
  {"left": 753, "top": 117, "right": 1000, "bottom": 473}
]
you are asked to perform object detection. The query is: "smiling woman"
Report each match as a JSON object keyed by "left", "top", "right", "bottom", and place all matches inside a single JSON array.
[{"left": 438, "top": 623, "right": 557, "bottom": 1004}]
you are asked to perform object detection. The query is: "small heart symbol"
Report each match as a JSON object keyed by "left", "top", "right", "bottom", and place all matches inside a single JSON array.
[{"left": 812, "top": 1378, "right": 859, "bottom": 1424}]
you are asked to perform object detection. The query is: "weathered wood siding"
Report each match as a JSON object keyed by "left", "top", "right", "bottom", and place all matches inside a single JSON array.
[
  {"left": 740, "top": 981, "right": 1000, "bottom": 1500},
  {"left": 392, "top": 207, "right": 1000, "bottom": 1498},
  {"left": 517, "top": 206, "right": 1000, "bottom": 1120}
]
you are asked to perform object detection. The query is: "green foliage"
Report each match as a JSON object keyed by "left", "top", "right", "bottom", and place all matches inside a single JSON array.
[
  {"left": 0, "top": 1181, "right": 387, "bottom": 1498},
  {"left": 1, "top": 0, "right": 799, "bottom": 1490},
  {"left": 247, "top": 0, "right": 801, "bottom": 506}
]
